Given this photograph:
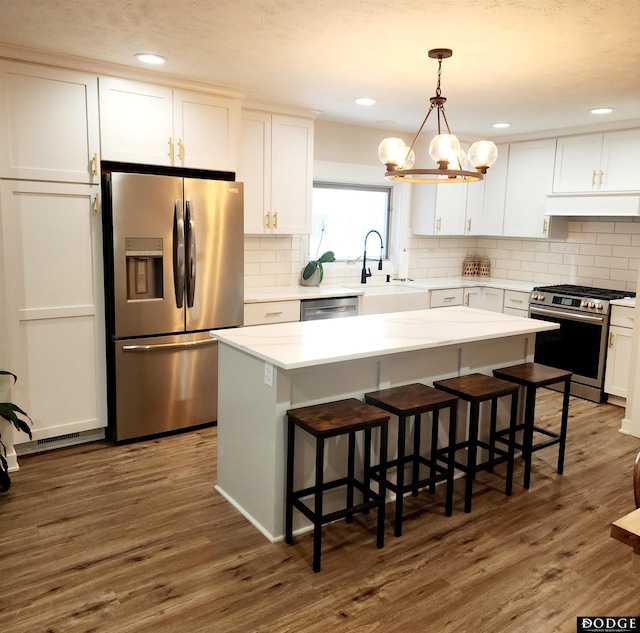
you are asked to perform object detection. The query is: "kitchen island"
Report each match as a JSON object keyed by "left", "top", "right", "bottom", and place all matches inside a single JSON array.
[{"left": 212, "top": 306, "right": 557, "bottom": 541}]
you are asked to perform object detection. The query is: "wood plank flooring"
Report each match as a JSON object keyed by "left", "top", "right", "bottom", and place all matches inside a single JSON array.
[{"left": 1, "top": 391, "right": 640, "bottom": 633}]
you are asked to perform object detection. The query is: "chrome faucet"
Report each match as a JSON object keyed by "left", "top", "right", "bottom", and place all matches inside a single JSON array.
[{"left": 361, "top": 229, "right": 384, "bottom": 283}]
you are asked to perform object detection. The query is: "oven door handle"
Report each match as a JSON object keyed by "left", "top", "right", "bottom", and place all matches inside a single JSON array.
[{"left": 529, "top": 306, "right": 607, "bottom": 324}]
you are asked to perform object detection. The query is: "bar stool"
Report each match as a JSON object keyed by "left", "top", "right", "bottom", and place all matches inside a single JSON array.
[
  {"left": 364, "top": 383, "right": 458, "bottom": 537},
  {"left": 285, "top": 398, "right": 389, "bottom": 572},
  {"left": 433, "top": 373, "right": 519, "bottom": 513},
  {"left": 493, "top": 362, "right": 572, "bottom": 489}
]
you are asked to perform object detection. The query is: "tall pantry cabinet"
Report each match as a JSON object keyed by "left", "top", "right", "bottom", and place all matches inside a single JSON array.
[{"left": 0, "top": 61, "right": 107, "bottom": 452}]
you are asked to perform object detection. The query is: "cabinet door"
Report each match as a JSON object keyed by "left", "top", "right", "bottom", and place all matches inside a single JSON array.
[
  {"left": 99, "top": 77, "right": 173, "bottom": 165},
  {"left": 0, "top": 62, "right": 99, "bottom": 183},
  {"left": 552, "top": 134, "right": 603, "bottom": 193},
  {"left": 434, "top": 184, "right": 467, "bottom": 235},
  {"left": 464, "top": 181, "right": 484, "bottom": 235},
  {"left": 410, "top": 183, "right": 437, "bottom": 235},
  {"left": 503, "top": 139, "right": 556, "bottom": 238},
  {"left": 238, "top": 110, "right": 271, "bottom": 233},
  {"left": 481, "top": 287, "right": 505, "bottom": 313},
  {"left": 604, "top": 324, "right": 632, "bottom": 398},
  {"left": 0, "top": 180, "right": 106, "bottom": 441},
  {"left": 600, "top": 129, "right": 640, "bottom": 192},
  {"left": 270, "top": 115, "right": 313, "bottom": 234},
  {"left": 173, "top": 90, "right": 240, "bottom": 171},
  {"left": 481, "top": 143, "right": 509, "bottom": 235},
  {"left": 463, "top": 287, "right": 482, "bottom": 308}
]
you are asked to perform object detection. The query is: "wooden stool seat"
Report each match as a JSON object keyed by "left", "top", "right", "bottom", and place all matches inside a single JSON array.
[
  {"left": 285, "top": 398, "right": 389, "bottom": 572},
  {"left": 493, "top": 362, "right": 571, "bottom": 489},
  {"left": 365, "top": 383, "right": 458, "bottom": 536},
  {"left": 433, "top": 373, "right": 519, "bottom": 513}
]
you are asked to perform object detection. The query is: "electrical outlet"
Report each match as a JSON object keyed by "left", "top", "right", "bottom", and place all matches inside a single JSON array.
[{"left": 264, "top": 362, "right": 273, "bottom": 387}]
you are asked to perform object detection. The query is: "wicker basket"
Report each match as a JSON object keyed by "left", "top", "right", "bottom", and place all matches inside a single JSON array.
[
  {"left": 479, "top": 256, "right": 491, "bottom": 278},
  {"left": 462, "top": 255, "right": 479, "bottom": 277}
]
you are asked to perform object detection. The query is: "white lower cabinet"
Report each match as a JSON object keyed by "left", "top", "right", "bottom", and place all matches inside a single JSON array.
[
  {"left": 463, "top": 286, "right": 504, "bottom": 312},
  {"left": 430, "top": 287, "right": 463, "bottom": 308},
  {"left": 604, "top": 305, "right": 635, "bottom": 402},
  {"left": 0, "top": 180, "right": 106, "bottom": 443},
  {"left": 502, "top": 289, "right": 531, "bottom": 317},
  {"left": 243, "top": 300, "right": 300, "bottom": 325}
]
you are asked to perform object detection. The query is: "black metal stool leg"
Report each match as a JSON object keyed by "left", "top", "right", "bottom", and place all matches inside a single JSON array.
[
  {"left": 445, "top": 404, "right": 457, "bottom": 517},
  {"left": 429, "top": 410, "right": 438, "bottom": 494},
  {"left": 346, "top": 431, "right": 356, "bottom": 524},
  {"left": 395, "top": 414, "right": 407, "bottom": 537},
  {"left": 557, "top": 376, "right": 571, "bottom": 474},
  {"left": 363, "top": 427, "right": 372, "bottom": 513},
  {"left": 376, "top": 424, "right": 388, "bottom": 549},
  {"left": 412, "top": 413, "right": 422, "bottom": 496},
  {"left": 465, "top": 402, "right": 480, "bottom": 514},
  {"left": 312, "top": 436, "right": 325, "bottom": 573},
  {"left": 522, "top": 385, "right": 536, "bottom": 489},
  {"left": 488, "top": 398, "right": 498, "bottom": 472},
  {"left": 285, "top": 419, "right": 295, "bottom": 545},
  {"left": 505, "top": 391, "right": 518, "bottom": 496}
]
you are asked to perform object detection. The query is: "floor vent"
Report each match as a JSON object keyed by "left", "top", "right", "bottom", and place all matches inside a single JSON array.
[
  {"left": 38, "top": 432, "right": 80, "bottom": 445},
  {"left": 16, "top": 428, "right": 106, "bottom": 455}
]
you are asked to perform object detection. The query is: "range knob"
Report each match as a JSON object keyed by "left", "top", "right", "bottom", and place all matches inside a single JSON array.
[
  {"left": 588, "top": 302, "right": 596, "bottom": 309},
  {"left": 595, "top": 302, "right": 604, "bottom": 310},
  {"left": 537, "top": 294, "right": 545, "bottom": 301},
  {"left": 581, "top": 300, "right": 589, "bottom": 308}
]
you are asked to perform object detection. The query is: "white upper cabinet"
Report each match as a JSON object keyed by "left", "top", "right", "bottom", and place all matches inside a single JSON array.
[
  {"left": 99, "top": 77, "right": 240, "bottom": 171},
  {"left": 552, "top": 130, "right": 640, "bottom": 193},
  {"left": 503, "top": 138, "right": 558, "bottom": 238},
  {"left": 0, "top": 62, "right": 100, "bottom": 183},
  {"left": 411, "top": 143, "right": 508, "bottom": 237},
  {"left": 412, "top": 183, "right": 467, "bottom": 235},
  {"left": 238, "top": 110, "right": 314, "bottom": 234}
]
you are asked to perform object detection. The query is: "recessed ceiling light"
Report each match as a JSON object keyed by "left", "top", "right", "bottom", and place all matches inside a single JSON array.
[
  {"left": 492, "top": 122, "right": 511, "bottom": 129},
  {"left": 591, "top": 107, "right": 613, "bottom": 115},
  {"left": 355, "top": 97, "right": 376, "bottom": 106},
  {"left": 135, "top": 53, "right": 166, "bottom": 65}
]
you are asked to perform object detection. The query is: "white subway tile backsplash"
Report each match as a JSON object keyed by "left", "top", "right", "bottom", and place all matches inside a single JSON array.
[{"left": 245, "top": 219, "right": 639, "bottom": 293}]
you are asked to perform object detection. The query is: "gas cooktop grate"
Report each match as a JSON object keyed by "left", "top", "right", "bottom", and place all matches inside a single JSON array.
[{"left": 532, "top": 284, "right": 636, "bottom": 300}]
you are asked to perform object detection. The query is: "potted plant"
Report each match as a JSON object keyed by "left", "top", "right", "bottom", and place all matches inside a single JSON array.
[
  {"left": 0, "top": 370, "right": 32, "bottom": 492},
  {"left": 301, "top": 250, "right": 336, "bottom": 286}
]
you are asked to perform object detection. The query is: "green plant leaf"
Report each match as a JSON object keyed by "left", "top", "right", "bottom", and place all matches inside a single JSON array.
[
  {"left": 302, "top": 261, "right": 318, "bottom": 280},
  {"left": 317, "top": 251, "right": 336, "bottom": 264},
  {"left": 0, "top": 403, "right": 33, "bottom": 439}
]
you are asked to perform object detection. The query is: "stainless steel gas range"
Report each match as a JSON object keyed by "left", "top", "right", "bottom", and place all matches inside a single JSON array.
[{"left": 528, "top": 284, "right": 636, "bottom": 403}]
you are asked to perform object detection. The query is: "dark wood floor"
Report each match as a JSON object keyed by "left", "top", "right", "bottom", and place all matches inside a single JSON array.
[{"left": 1, "top": 391, "right": 639, "bottom": 633}]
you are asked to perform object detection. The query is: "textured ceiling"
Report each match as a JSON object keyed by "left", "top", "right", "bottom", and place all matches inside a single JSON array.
[{"left": 1, "top": 0, "right": 639, "bottom": 138}]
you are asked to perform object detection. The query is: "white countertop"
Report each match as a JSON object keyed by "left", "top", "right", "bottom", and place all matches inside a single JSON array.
[
  {"left": 244, "top": 277, "right": 534, "bottom": 303},
  {"left": 213, "top": 306, "right": 557, "bottom": 370},
  {"left": 611, "top": 297, "right": 636, "bottom": 308}
]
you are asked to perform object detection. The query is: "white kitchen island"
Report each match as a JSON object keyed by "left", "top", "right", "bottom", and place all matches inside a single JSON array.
[{"left": 212, "top": 306, "right": 557, "bottom": 542}]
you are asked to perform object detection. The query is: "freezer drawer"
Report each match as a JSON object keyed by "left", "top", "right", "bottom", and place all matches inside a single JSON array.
[{"left": 113, "top": 332, "right": 217, "bottom": 441}]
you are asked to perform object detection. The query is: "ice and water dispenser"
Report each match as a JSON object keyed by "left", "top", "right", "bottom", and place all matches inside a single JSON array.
[{"left": 125, "top": 237, "right": 163, "bottom": 301}]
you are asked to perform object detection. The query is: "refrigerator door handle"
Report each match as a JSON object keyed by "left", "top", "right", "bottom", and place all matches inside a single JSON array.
[
  {"left": 122, "top": 337, "right": 218, "bottom": 353},
  {"left": 173, "top": 199, "right": 185, "bottom": 308},
  {"left": 185, "top": 200, "right": 196, "bottom": 308}
]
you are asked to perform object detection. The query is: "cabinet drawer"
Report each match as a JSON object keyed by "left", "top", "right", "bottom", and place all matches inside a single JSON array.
[
  {"left": 244, "top": 300, "right": 300, "bottom": 325},
  {"left": 611, "top": 305, "right": 635, "bottom": 329},
  {"left": 503, "top": 290, "right": 530, "bottom": 314},
  {"left": 430, "top": 288, "right": 463, "bottom": 308},
  {"left": 503, "top": 307, "right": 529, "bottom": 318}
]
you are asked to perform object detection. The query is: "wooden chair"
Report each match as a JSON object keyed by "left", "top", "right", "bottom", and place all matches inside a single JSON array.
[{"left": 610, "top": 451, "right": 640, "bottom": 560}]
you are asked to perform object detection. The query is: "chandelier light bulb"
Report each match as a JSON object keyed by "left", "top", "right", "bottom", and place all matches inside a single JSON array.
[
  {"left": 428, "top": 134, "right": 460, "bottom": 169},
  {"left": 468, "top": 140, "right": 498, "bottom": 173},
  {"left": 378, "top": 138, "right": 415, "bottom": 170}
]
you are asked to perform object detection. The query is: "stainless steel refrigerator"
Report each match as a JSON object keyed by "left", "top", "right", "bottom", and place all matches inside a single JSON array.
[{"left": 102, "top": 164, "right": 243, "bottom": 441}]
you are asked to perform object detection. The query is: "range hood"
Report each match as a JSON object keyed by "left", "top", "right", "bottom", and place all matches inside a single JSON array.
[{"left": 546, "top": 192, "right": 640, "bottom": 217}]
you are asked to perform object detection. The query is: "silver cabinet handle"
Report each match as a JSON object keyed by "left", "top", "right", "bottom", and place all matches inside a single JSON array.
[{"left": 123, "top": 338, "right": 217, "bottom": 353}]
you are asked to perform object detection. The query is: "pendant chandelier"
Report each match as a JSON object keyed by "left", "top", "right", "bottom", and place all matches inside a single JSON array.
[{"left": 378, "top": 48, "right": 498, "bottom": 183}]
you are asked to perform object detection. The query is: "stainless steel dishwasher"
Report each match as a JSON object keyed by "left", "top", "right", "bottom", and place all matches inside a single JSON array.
[{"left": 300, "top": 296, "right": 358, "bottom": 321}]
